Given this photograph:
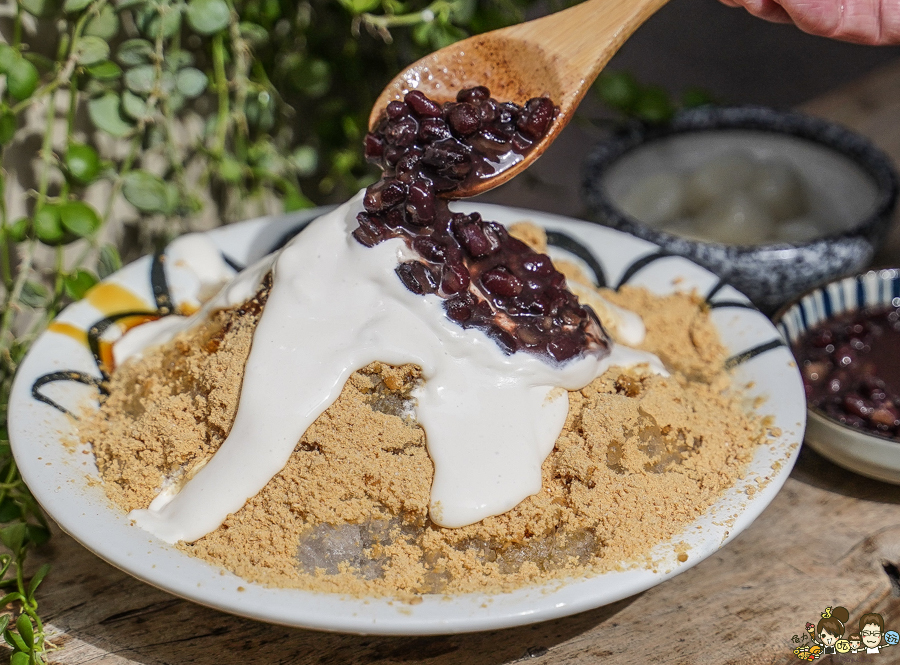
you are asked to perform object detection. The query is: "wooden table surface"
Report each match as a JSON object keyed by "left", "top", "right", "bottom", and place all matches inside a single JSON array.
[{"left": 20, "top": 60, "right": 900, "bottom": 665}]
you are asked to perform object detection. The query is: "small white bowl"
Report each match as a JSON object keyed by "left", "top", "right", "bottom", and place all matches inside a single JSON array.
[
  {"left": 775, "top": 268, "right": 900, "bottom": 483},
  {"left": 582, "top": 106, "right": 899, "bottom": 313}
]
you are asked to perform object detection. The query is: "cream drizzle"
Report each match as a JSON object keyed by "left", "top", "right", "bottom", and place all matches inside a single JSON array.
[{"left": 123, "top": 194, "right": 665, "bottom": 543}]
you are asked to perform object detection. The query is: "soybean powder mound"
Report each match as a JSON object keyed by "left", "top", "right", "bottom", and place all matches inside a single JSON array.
[{"left": 80, "top": 223, "right": 769, "bottom": 597}]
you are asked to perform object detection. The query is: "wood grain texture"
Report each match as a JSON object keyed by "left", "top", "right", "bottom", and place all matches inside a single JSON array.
[
  {"left": 13, "top": 58, "right": 900, "bottom": 665},
  {"left": 22, "top": 447, "right": 900, "bottom": 664}
]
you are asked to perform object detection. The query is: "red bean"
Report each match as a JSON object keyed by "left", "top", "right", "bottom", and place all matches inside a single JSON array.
[
  {"left": 357, "top": 86, "right": 609, "bottom": 363},
  {"left": 405, "top": 90, "right": 443, "bottom": 117}
]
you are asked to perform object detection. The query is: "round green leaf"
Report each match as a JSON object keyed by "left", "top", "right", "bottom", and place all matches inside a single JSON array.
[
  {"left": 97, "top": 244, "right": 121, "bottom": 278},
  {"left": 20, "top": 0, "right": 62, "bottom": 17},
  {"left": 64, "top": 143, "right": 101, "bottom": 184},
  {"left": 596, "top": 71, "right": 639, "bottom": 113},
  {"left": 282, "top": 184, "right": 313, "bottom": 212},
  {"left": 633, "top": 86, "right": 674, "bottom": 124},
  {"left": 122, "top": 170, "right": 171, "bottom": 213},
  {"left": 260, "top": 0, "right": 279, "bottom": 21},
  {"left": 85, "top": 5, "right": 120, "bottom": 39},
  {"left": 160, "top": 70, "right": 176, "bottom": 94},
  {"left": 84, "top": 78, "right": 110, "bottom": 96},
  {"left": 59, "top": 201, "right": 101, "bottom": 237},
  {"left": 15, "top": 614, "right": 33, "bottom": 648},
  {"left": 24, "top": 52, "right": 54, "bottom": 73},
  {"left": 64, "top": 269, "right": 98, "bottom": 300},
  {"left": 33, "top": 205, "right": 64, "bottom": 244},
  {"left": 26, "top": 524, "right": 50, "bottom": 547},
  {"left": 164, "top": 182, "right": 179, "bottom": 212},
  {"left": 0, "top": 497, "right": 21, "bottom": 522},
  {"left": 88, "top": 93, "right": 134, "bottom": 137},
  {"left": 339, "top": 0, "right": 380, "bottom": 13},
  {"left": 186, "top": 0, "right": 230, "bottom": 35},
  {"left": 7, "top": 218, "right": 29, "bottom": 242},
  {"left": 165, "top": 49, "right": 194, "bottom": 72},
  {"left": 85, "top": 60, "right": 122, "bottom": 80},
  {"left": 63, "top": 0, "right": 92, "bottom": 12},
  {"left": 124, "top": 64, "right": 156, "bottom": 94},
  {"left": 138, "top": 5, "right": 183, "bottom": 39},
  {"left": 175, "top": 67, "right": 207, "bottom": 98},
  {"left": 20, "top": 280, "right": 49, "bottom": 308},
  {"left": 10, "top": 650, "right": 29, "bottom": 665},
  {"left": 0, "top": 523, "right": 26, "bottom": 552},
  {"left": 448, "top": 0, "right": 476, "bottom": 23},
  {"left": 75, "top": 35, "right": 110, "bottom": 66},
  {"left": 238, "top": 22, "right": 267, "bottom": 46},
  {"left": 5, "top": 58, "right": 39, "bottom": 100},
  {"left": 428, "top": 22, "right": 466, "bottom": 50},
  {"left": 219, "top": 158, "right": 242, "bottom": 183},
  {"left": 0, "top": 45, "right": 17, "bottom": 74},
  {"left": 167, "top": 91, "right": 186, "bottom": 113},
  {"left": 117, "top": 39, "right": 153, "bottom": 67},
  {"left": 121, "top": 90, "right": 150, "bottom": 121},
  {"left": 412, "top": 21, "right": 431, "bottom": 48},
  {"left": 0, "top": 110, "right": 17, "bottom": 145}
]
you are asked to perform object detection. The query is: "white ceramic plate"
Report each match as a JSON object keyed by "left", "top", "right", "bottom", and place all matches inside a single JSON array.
[{"left": 8, "top": 204, "right": 806, "bottom": 635}]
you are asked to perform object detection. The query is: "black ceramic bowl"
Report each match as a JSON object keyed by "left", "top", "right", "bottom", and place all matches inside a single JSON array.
[{"left": 582, "top": 106, "right": 899, "bottom": 313}]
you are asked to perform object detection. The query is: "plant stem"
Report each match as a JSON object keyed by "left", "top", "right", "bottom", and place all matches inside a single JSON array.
[
  {"left": 34, "top": 90, "right": 58, "bottom": 212},
  {"left": 0, "top": 240, "right": 36, "bottom": 350},
  {"left": 12, "top": 0, "right": 21, "bottom": 47},
  {"left": 212, "top": 33, "right": 229, "bottom": 158}
]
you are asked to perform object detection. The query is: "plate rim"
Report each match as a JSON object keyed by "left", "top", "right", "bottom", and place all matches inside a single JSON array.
[{"left": 8, "top": 203, "right": 805, "bottom": 635}]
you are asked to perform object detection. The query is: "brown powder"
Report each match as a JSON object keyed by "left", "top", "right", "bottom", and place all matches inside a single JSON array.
[{"left": 80, "top": 224, "right": 769, "bottom": 597}]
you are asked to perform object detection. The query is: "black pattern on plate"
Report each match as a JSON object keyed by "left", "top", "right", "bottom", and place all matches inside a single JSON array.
[
  {"left": 545, "top": 231, "right": 607, "bottom": 288},
  {"left": 725, "top": 339, "right": 786, "bottom": 369},
  {"left": 31, "top": 251, "right": 175, "bottom": 414},
  {"left": 29, "top": 216, "right": 790, "bottom": 416}
]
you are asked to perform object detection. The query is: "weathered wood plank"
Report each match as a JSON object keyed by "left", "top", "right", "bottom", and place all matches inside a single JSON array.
[{"left": 24, "top": 447, "right": 900, "bottom": 664}]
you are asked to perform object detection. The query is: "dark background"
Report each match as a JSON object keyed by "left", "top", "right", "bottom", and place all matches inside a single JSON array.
[{"left": 481, "top": 0, "right": 900, "bottom": 215}]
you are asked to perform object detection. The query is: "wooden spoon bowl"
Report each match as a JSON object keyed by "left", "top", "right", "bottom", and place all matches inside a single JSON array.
[{"left": 369, "top": 0, "right": 670, "bottom": 197}]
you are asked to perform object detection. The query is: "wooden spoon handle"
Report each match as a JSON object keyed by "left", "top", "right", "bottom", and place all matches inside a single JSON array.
[
  {"left": 369, "top": 0, "right": 668, "bottom": 128},
  {"left": 504, "top": 0, "right": 670, "bottom": 110}
]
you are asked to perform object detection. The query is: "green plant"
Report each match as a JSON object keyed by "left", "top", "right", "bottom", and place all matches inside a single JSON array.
[
  {"left": 594, "top": 70, "right": 715, "bottom": 124},
  {"left": 0, "top": 0, "right": 543, "bottom": 660}
]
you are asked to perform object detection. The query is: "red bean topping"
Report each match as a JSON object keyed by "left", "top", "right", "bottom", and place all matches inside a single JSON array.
[
  {"left": 395, "top": 262, "right": 438, "bottom": 295},
  {"left": 356, "top": 86, "right": 609, "bottom": 363},
  {"left": 481, "top": 267, "right": 523, "bottom": 297},
  {"left": 405, "top": 90, "right": 443, "bottom": 117},
  {"left": 386, "top": 100, "right": 410, "bottom": 119},
  {"left": 448, "top": 103, "right": 481, "bottom": 136},
  {"left": 794, "top": 304, "right": 900, "bottom": 441},
  {"left": 457, "top": 86, "right": 490, "bottom": 103}
]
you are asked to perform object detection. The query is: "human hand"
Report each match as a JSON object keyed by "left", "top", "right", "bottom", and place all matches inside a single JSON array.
[{"left": 718, "top": 0, "right": 900, "bottom": 45}]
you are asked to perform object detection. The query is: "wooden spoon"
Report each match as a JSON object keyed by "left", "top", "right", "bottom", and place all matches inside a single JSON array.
[{"left": 369, "top": 0, "right": 669, "bottom": 197}]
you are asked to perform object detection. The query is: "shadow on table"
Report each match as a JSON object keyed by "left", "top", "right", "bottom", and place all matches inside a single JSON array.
[
  {"left": 790, "top": 444, "right": 900, "bottom": 505},
  {"left": 39, "top": 530, "right": 639, "bottom": 665}
]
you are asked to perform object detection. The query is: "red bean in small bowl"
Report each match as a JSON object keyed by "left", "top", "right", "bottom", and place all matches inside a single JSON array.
[{"left": 775, "top": 268, "right": 900, "bottom": 483}]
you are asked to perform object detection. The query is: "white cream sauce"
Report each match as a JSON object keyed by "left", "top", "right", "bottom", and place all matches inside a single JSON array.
[{"left": 125, "top": 194, "right": 665, "bottom": 543}]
